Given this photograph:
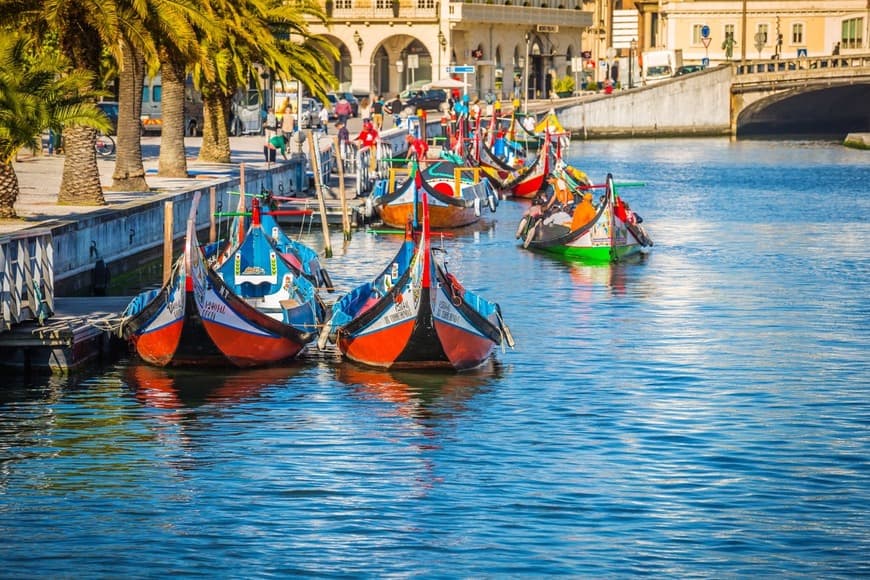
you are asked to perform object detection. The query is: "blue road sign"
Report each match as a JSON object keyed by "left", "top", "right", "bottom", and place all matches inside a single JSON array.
[
  {"left": 702, "top": 57, "right": 709, "bottom": 67},
  {"left": 450, "top": 65, "right": 475, "bottom": 74},
  {"left": 701, "top": 25, "right": 710, "bottom": 39}
]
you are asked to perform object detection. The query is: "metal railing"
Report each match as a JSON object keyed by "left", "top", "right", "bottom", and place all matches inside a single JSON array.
[
  {"left": 0, "top": 229, "right": 54, "bottom": 333},
  {"left": 735, "top": 53, "right": 870, "bottom": 77}
]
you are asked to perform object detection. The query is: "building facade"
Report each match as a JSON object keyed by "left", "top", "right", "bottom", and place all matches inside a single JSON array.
[{"left": 307, "top": 0, "right": 593, "bottom": 99}]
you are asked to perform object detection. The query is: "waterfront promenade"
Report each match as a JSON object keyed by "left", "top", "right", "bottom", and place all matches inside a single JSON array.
[{"left": 4, "top": 131, "right": 342, "bottom": 237}]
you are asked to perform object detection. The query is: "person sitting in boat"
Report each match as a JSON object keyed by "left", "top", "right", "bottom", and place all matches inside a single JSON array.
[{"left": 570, "top": 192, "right": 597, "bottom": 230}]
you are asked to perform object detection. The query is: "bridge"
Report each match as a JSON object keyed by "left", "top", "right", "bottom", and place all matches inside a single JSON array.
[{"left": 554, "top": 53, "right": 870, "bottom": 138}]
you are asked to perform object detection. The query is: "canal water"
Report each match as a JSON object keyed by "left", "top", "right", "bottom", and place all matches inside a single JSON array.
[{"left": 2, "top": 138, "right": 868, "bottom": 577}]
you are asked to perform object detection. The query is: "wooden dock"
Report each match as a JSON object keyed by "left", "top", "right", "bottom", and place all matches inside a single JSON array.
[{"left": 0, "top": 296, "right": 129, "bottom": 375}]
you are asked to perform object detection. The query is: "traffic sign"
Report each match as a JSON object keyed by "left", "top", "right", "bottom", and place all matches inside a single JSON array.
[
  {"left": 702, "top": 57, "right": 709, "bottom": 67},
  {"left": 450, "top": 65, "right": 475, "bottom": 74},
  {"left": 797, "top": 48, "right": 808, "bottom": 57},
  {"left": 701, "top": 25, "right": 710, "bottom": 39}
]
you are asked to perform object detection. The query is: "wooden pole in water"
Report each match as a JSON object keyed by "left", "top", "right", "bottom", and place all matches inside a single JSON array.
[
  {"left": 308, "top": 131, "right": 333, "bottom": 258},
  {"left": 209, "top": 186, "right": 216, "bottom": 243},
  {"left": 163, "top": 200, "right": 173, "bottom": 285},
  {"left": 335, "top": 137, "right": 352, "bottom": 241}
]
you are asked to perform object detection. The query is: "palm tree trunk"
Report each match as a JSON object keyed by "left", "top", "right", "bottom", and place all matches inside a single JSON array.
[
  {"left": 0, "top": 162, "right": 21, "bottom": 219},
  {"left": 198, "top": 92, "right": 232, "bottom": 163},
  {"left": 157, "top": 56, "right": 189, "bottom": 177},
  {"left": 58, "top": 125, "right": 105, "bottom": 206},
  {"left": 110, "top": 43, "right": 149, "bottom": 191}
]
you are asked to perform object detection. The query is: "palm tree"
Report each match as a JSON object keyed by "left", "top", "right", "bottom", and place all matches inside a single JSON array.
[
  {"left": 0, "top": 35, "right": 110, "bottom": 219},
  {"left": 194, "top": 0, "right": 337, "bottom": 163}
]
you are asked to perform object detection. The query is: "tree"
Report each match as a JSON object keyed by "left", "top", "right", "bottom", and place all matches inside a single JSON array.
[
  {"left": 0, "top": 35, "right": 110, "bottom": 219},
  {"left": 194, "top": 0, "right": 337, "bottom": 163}
]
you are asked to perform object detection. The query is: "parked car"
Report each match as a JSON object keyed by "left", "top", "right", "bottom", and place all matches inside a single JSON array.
[
  {"left": 96, "top": 101, "right": 119, "bottom": 135},
  {"left": 400, "top": 89, "right": 447, "bottom": 112},
  {"left": 298, "top": 97, "right": 325, "bottom": 129},
  {"left": 675, "top": 64, "right": 706, "bottom": 76},
  {"left": 326, "top": 92, "right": 359, "bottom": 118}
]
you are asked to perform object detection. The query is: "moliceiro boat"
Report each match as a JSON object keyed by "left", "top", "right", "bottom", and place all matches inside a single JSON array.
[
  {"left": 369, "top": 160, "right": 498, "bottom": 229},
  {"left": 517, "top": 172, "right": 653, "bottom": 263},
  {"left": 319, "top": 170, "right": 514, "bottom": 370},
  {"left": 120, "top": 192, "right": 319, "bottom": 367}
]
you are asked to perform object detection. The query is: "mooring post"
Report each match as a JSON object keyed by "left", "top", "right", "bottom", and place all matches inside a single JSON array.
[
  {"left": 308, "top": 131, "right": 333, "bottom": 258},
  {"left": 209, "top": 186, "right": 217, "bottom": 243},
  {"left": 335, "top": 138, "right": 352, "bottom": 241},
  {"left": 163, "top": 200, "right": 173, "bottom": 285}
]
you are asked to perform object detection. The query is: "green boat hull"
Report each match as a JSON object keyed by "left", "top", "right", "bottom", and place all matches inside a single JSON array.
[{"left": 538, "top": 243, "right": 644, "bottom": 263}]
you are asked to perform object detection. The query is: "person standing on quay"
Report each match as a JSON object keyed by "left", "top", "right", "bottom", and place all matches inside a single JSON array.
[{"left": 371, "top": 95, "right": 385, "bottom": 130}]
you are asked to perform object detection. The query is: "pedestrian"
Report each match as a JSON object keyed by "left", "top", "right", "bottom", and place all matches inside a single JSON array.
[
  {"left": 359, "top": 96, "right": 371, "bottom": 121},
  {"left": 264, "top": 107, "right": 277, "bottom": 139},
  {"left": 318, "top": 105, "right": 330, "bottom": 133},
  {"left": 282, "top": 103, "right": 295, "bottom": 135},
  {"left": 354, "top": 118, "right": 379, "bottom": 170},
  {"left": 371, "top": 95, "right": 384, "bottom": 130},
  {"left": 386, "top": 94, "right": 403, "bottom": 128},
  {"left": 264, "top": 134, "right": 288, "bottom": 162},
  {"left": 335, "top": 96, "right": 352, "bottom": 124}
]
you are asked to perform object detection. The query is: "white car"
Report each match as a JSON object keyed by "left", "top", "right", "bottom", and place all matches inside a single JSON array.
[{"left": 298, "top": 98, "right": 324, "bottom": 129}]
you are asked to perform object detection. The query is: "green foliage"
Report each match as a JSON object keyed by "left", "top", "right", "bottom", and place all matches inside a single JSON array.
[
  {"left": 0, "top": 35, "right": 110, "bottom": 164},
  {"left": 553, "top": 75, "right": 574, "bottom": 93}
]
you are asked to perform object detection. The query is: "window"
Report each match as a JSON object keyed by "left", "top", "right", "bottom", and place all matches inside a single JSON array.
[
  {"left": 757, "top": 23, "right": 768, "bottom": 44},
  {"left": 841, "top": 17, "right": 864, "bottom": 49},
  {"left": 692, "top": 24, "right": 704, "bottom": 45},
  {"left": 724, "top": 24, "right": 735, "bottom": 41},
  {"left": 791, "top": 23, "right": 803, "bottom": 45}
]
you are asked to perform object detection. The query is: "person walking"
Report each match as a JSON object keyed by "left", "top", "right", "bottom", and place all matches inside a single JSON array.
[
  {"left": 335, "top": 97, "right": 352, "bottom": 125},
  {"left": 318, "top": 105, "right": 330, "bottom": 133},
  {"left": 386, "top": 94, "right": 403, "bottom": 128},
  {"left": 264, "top": 107, "right": 277, "bottom": 139},
  {"left": 371, "top": 95, "right": 385, "bottom": 130}
]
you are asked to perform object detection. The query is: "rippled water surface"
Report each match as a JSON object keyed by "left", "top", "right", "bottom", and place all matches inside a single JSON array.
[{"left": 1, "top": 138, "right": 868, "bottom": 577}]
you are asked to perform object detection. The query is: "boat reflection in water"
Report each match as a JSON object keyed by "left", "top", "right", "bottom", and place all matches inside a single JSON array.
[
  {"left": 334, "top": 359, "right": 504, "bottom": 422},
  {"left": 123, "top": 362, "right": 304, "bottom": 410}
]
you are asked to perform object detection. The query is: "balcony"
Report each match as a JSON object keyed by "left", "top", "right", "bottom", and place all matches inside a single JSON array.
[
  {"left": 329, "top": 0, "right": 438, "bottom": 21},
  {"left": 448, "top": 1, "right": 591, "bottom": 29}
]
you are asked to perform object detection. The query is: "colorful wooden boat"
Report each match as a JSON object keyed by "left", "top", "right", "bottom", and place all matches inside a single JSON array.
[
  {"left": 369, "top": 159, "right": 498, "bottom": 229},
  {"left": 319, "top": 173, "right": 514, "bottom": 370},
  {"left": 516, "top": 172, "right": 653, "bottom": 263},
  {"left": 121, "top": 192, "right": 317, "bottom": 367}
]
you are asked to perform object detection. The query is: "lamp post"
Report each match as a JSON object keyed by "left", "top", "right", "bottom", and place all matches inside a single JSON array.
[
  {"left": 353, "top": 30, "right": 363, "bottom": 55},
  {"left": 396, "top": 58, "right": 404, "bottom": 92},
  {"left": 629, "top": 38, "right": 636, "bottom": 89},
  {"left": 522, "top": 32, "right": 530, "bottom": 113}
]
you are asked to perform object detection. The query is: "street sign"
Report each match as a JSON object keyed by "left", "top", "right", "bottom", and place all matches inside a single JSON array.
[
  {"left": 797, "top": 48, "right": 808, "bottom": 57},
  {"left": 450, "top": 65, "right": 475, "bottom": 74},
  {"left": 702, "top": 57, "right": 709, "bottom": 67},
  {"left": 407, "top": 54, "right": 419, "bottom": 69},
  {"left": 701, "top": 25, "right": 710, "bottom": 39},
  {"left": 702, "top": 37, "right": 711, "bottom": 48}
]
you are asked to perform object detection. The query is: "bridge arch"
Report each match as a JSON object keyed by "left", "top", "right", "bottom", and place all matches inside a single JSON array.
[{"left": 736, "top": 83, "right": 870, "bottom": 137}]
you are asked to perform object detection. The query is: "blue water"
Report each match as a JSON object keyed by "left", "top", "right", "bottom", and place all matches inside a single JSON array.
[{"left": 2, "top": 138, "right": 868, "bottom": 577}]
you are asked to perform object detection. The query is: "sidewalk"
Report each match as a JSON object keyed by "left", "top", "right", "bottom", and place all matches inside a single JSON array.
[{"left": 4, "top": 117, "right": 370, "bottom": 237}]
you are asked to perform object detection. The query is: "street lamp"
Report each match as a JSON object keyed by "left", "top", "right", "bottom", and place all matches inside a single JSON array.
[
  {"left": 629, "top": 38, "right": 637, "bottom": 89},
  {"left": 353, "top": 30, "right": 364, "bottom": 55},
  {"left": 522, "top": 32, "right": 530, "bottom": 113}
]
